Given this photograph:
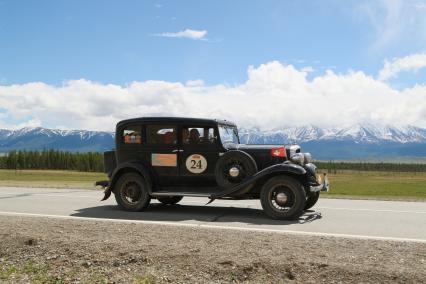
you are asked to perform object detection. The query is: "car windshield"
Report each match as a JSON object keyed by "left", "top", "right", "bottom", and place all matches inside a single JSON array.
[{"left": 218, "top": 125, "right": 239, "bottom": 145}]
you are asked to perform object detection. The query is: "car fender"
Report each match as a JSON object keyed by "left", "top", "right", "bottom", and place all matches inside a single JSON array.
[
  {"left": 210, "top": 162, "right": 306, "bottom": 199},
  {"left": 109, "top": 161, "right": 154, "bottom": 194}
]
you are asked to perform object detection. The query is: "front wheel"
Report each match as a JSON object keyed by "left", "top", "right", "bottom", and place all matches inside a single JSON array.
[
  {"left": 158, "top": 196, "right": 183, "bottom": 205},
  {"left": 260, "top": 176, "right": 306, "bottom": 220},
  {"left": 114, "top": 173, "right": 151, "bottom": 211}
]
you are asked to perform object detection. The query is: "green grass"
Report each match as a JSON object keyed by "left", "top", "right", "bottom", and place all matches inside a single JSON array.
[
  {"left": 321, "top": 170, "right": 426, "bottom": 200},
  {"left": 132, "top": 274, "right": 159, "bottom": 284},
  {"left": 0, "top": 169, "right": 107, "bottom": 189},
  {"left": 0, "top": 261, "right": 155, "bottom": 284},
  {"left": 0, "top": 262, "right": 56, "bottom": 283},
  {"left": 0, "top": 169, "right": 425, "bottom": 200}
]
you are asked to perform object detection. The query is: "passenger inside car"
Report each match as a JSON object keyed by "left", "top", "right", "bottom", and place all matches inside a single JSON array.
[{"left": 189, "top": 129, "right": 200, "bottom": 144}]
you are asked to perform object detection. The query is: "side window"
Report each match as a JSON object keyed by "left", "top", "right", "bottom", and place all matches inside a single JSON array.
[
  {"left": 146, "top": 125, "right": 177, "bottom": 145},
  {"left": 122, "top": 126, "right": 142, "bottom": 144},
  {"left": 182, "top": 127, "right": 216, "bottom": 145}
]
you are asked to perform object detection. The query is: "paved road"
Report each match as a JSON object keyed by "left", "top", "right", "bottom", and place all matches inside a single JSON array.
[{"left": 1, "top": 186, "right": 425, "bottom": 242}]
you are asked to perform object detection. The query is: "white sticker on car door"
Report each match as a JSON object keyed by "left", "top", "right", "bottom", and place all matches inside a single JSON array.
[{"left": 185, "top": 154, "right": 207, "bottom": 174}]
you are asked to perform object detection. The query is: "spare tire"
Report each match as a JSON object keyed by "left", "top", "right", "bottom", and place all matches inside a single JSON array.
[{"left": 215, "top": 150, "right": 258, "bottom": 189}]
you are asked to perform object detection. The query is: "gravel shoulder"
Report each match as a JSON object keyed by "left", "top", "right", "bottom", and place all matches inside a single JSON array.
[{"left": 0, "top": 216, "right": 425, "bottom": 283}]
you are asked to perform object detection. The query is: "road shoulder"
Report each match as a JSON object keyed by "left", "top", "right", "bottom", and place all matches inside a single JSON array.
[{"left": 1, "top": 215, "right": 425, "bottom": 283}]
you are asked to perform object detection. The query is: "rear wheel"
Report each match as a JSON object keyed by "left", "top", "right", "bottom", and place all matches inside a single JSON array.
[
  {"left": 114, "top": 173, "right": 151, "bottom": 211},
  {"left": 158, "top": 196, "right": 183, "bottom": 205},
  {"left": 304, "top": 192, "right": 320, "bottom": 210},
  {"left": 260, "top": 176, "right": 306, "bottom": 220}
]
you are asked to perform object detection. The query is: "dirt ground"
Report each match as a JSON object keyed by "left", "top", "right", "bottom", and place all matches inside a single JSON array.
[{"left": 0, "top": 216, "right": 425, "bottom": 283}]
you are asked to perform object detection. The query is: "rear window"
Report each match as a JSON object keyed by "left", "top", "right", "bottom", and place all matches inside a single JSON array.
[
  {"left": 122, "top": 126, "right": 142, "bottom": 144},
  {"left": 146, "top": 125, "right": 177, "bottom": 145}
]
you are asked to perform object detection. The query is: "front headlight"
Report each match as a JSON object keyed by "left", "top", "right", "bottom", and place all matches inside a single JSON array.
[{"left": 290, "top": 153, "right": 305, "bottom": 165}]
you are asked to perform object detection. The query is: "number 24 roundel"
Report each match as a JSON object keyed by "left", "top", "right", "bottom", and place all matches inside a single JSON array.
[{"left": 185, "top": 154, "right": 207, "bottom": 174}]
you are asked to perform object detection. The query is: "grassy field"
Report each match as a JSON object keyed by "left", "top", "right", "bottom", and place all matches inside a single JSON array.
[
  {"left": 320, "top": 170, "right": 426, "bottom": 200},
  {"left": 0, "top": 169, "right": 107, "bottom": 189},
  {"left": 0, "top": 169, "right": 425, "bottom": 200}
]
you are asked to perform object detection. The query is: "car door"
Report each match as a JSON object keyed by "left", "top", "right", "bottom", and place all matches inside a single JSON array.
[
  {"left": 141, "top": 124, "right": 179, "bottom": 187},
  {"left": 178, "top": 125, "right": 220, "bottom": 187}
]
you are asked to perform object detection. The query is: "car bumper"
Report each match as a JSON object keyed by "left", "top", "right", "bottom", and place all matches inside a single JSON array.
[{"left": 309, "top": 173, "right": 329, "bottom": 193}]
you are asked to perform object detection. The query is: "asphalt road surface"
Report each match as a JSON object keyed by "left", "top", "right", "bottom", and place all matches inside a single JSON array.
[{"left": 1, "top": 186, "right": 425, "bottom": 243}]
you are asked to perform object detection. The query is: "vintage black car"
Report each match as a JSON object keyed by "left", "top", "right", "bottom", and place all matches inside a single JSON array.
[{"left": 96, "top": 117, "right": 329, "bottom": 220}]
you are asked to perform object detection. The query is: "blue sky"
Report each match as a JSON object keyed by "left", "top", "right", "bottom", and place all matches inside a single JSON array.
[
  {"left": 0, "top": 0, "right": 424, "bottom": 85},
  {"left": 0, "top": 0, "right": 425, "bottom": 130}
]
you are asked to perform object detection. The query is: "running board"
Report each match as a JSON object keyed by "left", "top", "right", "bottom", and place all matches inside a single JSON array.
[{"left": 151, "top": 191, "right": 212, "bottom": 197}]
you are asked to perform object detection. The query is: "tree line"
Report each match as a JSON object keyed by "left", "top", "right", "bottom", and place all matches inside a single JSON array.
[
  {"left": 0, "top": 150, "right": 104, "bottom": 172},
  {"left": 0, "top": 150, "right": 425, "bottom": 173}
]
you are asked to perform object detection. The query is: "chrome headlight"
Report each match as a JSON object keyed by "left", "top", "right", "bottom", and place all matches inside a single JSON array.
[
  {"left": 304, "top": 153, "right": 312, "bottom": 164},
  {"left": 290, "top": 153, "right": 305, "bottom": 165},
  {"left": 289, "top": 145, "right": 301, "bottom": 156}
]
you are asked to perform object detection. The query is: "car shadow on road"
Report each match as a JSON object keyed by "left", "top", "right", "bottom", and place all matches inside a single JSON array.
[{"left": 71, "top": 203, "right": 322, "bottom": 225}]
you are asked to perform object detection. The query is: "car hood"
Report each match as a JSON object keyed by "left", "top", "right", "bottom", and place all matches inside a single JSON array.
[{"left": 227, "top": 144, "right": 283, "bottom": 151}]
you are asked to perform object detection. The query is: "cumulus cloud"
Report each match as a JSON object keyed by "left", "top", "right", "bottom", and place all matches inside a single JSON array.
[
  {"left": 379, "top": 53, "right": 426, "bottom": 81},
  {"left": 0, "top": 61, "right": 425, "bottom": 131},
  {"left": 155, "top": 29, "right": 207, "bottom": 40}
]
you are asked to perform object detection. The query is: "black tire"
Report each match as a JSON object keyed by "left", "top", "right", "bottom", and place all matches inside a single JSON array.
[
  {"left": 214, "top": 150, "right": 257, "bottom": 189},
  {"left": 260, "top": 176, "right": 306, "bottom": 220},
  {"left": 114, "top": 173, "right": 151, "bottom": 211},
  {"left": 158, "top": 196, "right": 183, "bottom": 205},
  {"left": 304, "top": 192, "right": 320, "bottom": 210}
]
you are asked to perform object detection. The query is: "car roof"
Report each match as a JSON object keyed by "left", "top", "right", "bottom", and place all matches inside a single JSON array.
[{"left": 116, "top": 117, "right": 237, "bottom": 128}]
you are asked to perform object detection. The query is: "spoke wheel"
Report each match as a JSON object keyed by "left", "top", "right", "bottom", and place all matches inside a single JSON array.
[
  {"left": 215, "top": 150, "right": 257, "bottom": 189},
  {"left": 114, "top": 173, "right": 151, "bottom": 211},
  {"left": 222, "top": 159, "right": 248, "bottom": 184},
  {"left": 260, "top": 176, "right": 306, "bottom": 220},
  {"left": 268, "top": 185, "right": 296, "bottom": 212},
  {"left": 120, "top": 181, "right": 142, "bottom": 206}
]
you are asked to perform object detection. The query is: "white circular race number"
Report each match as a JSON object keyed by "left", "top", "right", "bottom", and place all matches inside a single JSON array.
[{"left": 185, "top": 154, "right": 207, "bottom": 174}]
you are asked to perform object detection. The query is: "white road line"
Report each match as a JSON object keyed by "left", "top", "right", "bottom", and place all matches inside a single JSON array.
[{"left": 0, "top": 211, "right": 425, "bottom": 244}]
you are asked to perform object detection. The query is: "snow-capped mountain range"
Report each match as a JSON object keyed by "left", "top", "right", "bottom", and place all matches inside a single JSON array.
[
  {"left": 0, "top": 127, "right": 114, "bottom": 153},
  {"left": 239, "top": 124, "right": 426, "bottom": 144},
  {"left": 0, "top": 125, "right": 425, "bottom": 159}
]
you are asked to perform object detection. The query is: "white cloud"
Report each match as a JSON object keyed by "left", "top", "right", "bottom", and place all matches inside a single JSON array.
[
  {"left": 0, "top": 118, "right": 42, "bottom": 130},
  {"left": 356, "top": 0, "right": 426, "bottom": 50},
  {"left": 379, "top": 53, "right": 426, "bottom": 81},
  {"left": 0, "top": 61, "right": 425, "bottom": 131},
  {"left": 155, "top": 29, "right": 207, "bottom": 40}
]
